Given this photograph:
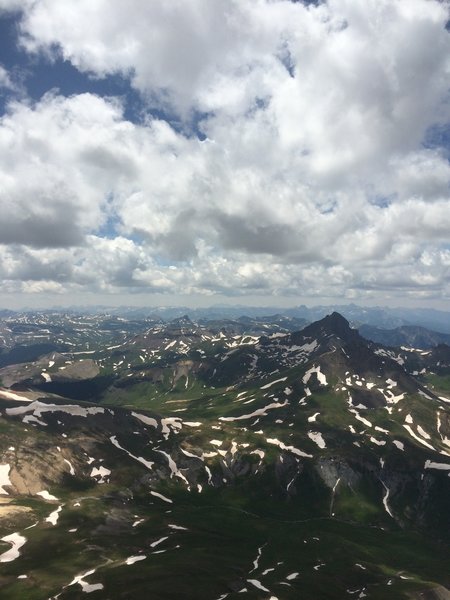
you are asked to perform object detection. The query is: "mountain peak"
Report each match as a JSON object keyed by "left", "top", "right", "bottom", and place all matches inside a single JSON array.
[
  {"left": 323, "top": 311, "right": 351, "bottom": 329},
  {"left": 170, "top": 314, "right": 193, "bottom": 325},
  {"left": 301, "top": 311, "right": 359, "bottom": 342}
]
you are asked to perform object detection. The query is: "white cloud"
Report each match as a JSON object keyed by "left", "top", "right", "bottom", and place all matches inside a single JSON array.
[
  {"left": 0, "top": 93, "right": 125, "bottom": 247},
  {"left": 0, "top": 66, "right": 15, "bottom": 91},
  {"left": 0, "top": 0, "right": 449, "bottom": 304},
  {"left": 0, "top": 0, "right": 34, "bottom": 12}
]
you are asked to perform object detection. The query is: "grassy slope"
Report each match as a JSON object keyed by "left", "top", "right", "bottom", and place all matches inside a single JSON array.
[{"left": 0, "top": 482, "right": 449, "bottom": 600}]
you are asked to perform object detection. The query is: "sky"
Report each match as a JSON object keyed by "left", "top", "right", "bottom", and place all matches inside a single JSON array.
[{"left": 0, "top": 0, "right": 450, "bottom": 310}]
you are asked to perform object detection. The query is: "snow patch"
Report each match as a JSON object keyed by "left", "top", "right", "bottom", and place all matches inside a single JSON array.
[
  {"left": 90, "top": 466, "right": 111, "bottom": 484},
  {"left": 168, "top": 524, "right": 188, "bottom": 531},
  {"left": 64, "top": 459, "right": 75, "bottom": 476},
  {"left": 303, "top": 365, "right": 327, "bottom": 386},
  {"left": 161, "top": 417, "right": 183, "bottom": 439},
  {"left": 266, "top": 438, "right": 312, "bottom": 458},
  {"left": 126, "top": 555, "right": 146, "bottom": 565},
  {"left": 131, "top": 412, "right": 158, "bottom": 428},
  {"left": 381, "top": 481, "right": 394, "bottom": 518},
  {"left": 6, "top": 401, "right": 104, "bottom": 419},
  {"left": 155, "top": 450, "right": 189, "bottom": 485},
  {"left": 260, "top": 377, "right": 287, "bottom": 390},
  {"left": 150, "top": 490, "right": 172, "bottom": 504},
  {"left": 110, "top": 436, "right": 154, "bottom": 470},
  {"left": 247, "top": 579, "right": 270, "bottom": 593},
  {"left": 0, "top": 389, "right": 34, "bottom": 402},
  {"left": 349, "top": 409, "right": 372, "bottom": 428},
  {"left": 37, "top": 490, "right": 58, "bottom": 501},
  {"left": 308, "top": 412, "right": 320, "bottom": 423},
  {"left": 151, "top": 536, "right": 168, "bottom": 548},
  {"left": 0, "top": 533, "right": 26, "bottom": 563},
  {"left": 308, "top": 431, "right": 326, "bottom": 449},
  {"left": 369, "top": 437, "right": 386, "bottom": 446},
  {"left": 402, "top": 425, "right": 436, "bottom": 452},
  {"left": 46, "top": 505, "right": 63, "bottom": 525},
  {"left": 68, "top": 569, "right": 104, "bottom": 593},
  {"left": 0, "top": 465, "right": 11, "bottom": 495},
  {"left": 219, "top": 400, "right": 288, "bottom": 422},
  {"left": 424, "top": 460, "right": 450, "bottom": 471}
]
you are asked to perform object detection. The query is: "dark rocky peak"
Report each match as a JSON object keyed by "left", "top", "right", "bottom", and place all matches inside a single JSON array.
[
  {"left": 430, "top": 343, "right": 450, "bottom": 364},
  {"left": 301, "top": 312, "right": 360, "bottom": 343},
  {"left": 170, "top": 315, "right": 193, "bottom": 326}
]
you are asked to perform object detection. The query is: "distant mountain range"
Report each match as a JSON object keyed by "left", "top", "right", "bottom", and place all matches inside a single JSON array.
[
  {"left": 8, "top": 302, "right": 450, "bottom": 334},
  {"left": 359, "top": 324, "right": 450, "bottom": 349}
]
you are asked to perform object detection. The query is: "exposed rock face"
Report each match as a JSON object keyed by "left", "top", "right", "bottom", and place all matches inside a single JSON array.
[
  {"left": 0, "top": 355, "right": 99, "bottom": 388},
  {"left": 6, "top": 439, "right": 85, "bottom": 496},
  {"left": 0, "top": 498, "right": 32, "bottom": 523},
  {"left": 315, "top": 457, "right": 360, "bottom": 490},
  {"left": 300, "top": 312, "right": 361, "bottom": 345},
  {"left": 50, "top": 359, "right": 100, "bottom": 381}
]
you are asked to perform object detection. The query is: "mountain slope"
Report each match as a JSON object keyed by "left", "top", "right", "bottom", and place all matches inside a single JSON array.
[{"left": 0, "top": 313, "right": 449, "bottom": 599}]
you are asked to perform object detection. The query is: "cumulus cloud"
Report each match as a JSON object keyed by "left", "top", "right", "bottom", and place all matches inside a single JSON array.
[
  {"left": 0, "top": 0, "right": 449, "bottom": 304},
  {"left": 0, "top": 93, "right": 125, "bottom": 247}
]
